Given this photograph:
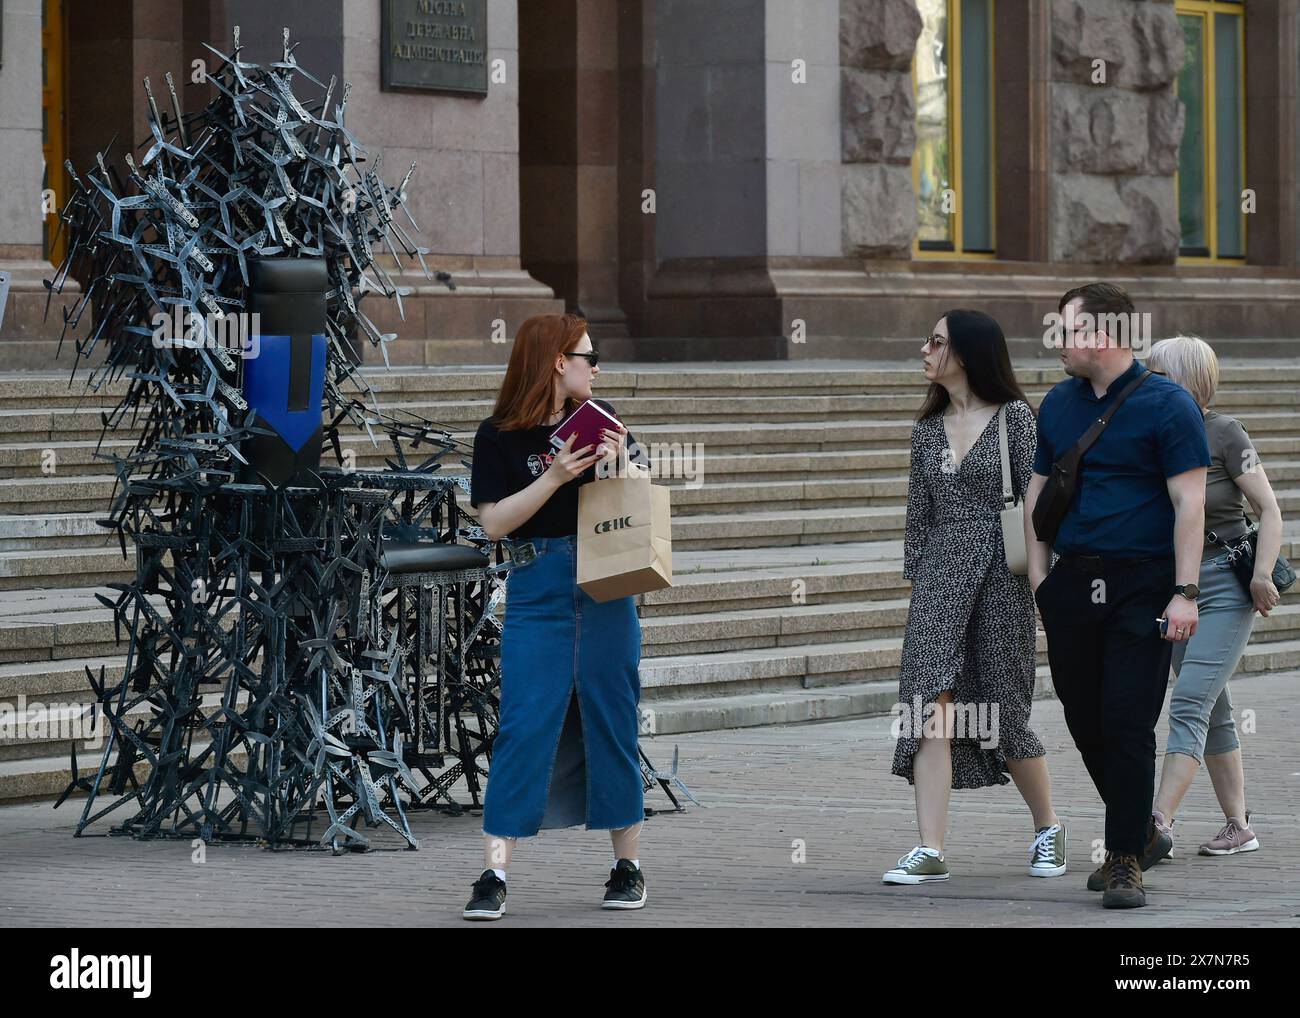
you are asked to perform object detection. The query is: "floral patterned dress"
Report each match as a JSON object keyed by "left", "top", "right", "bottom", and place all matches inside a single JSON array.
[{"left": 893, "top": 399, "right": 1045, "bottom": 788}]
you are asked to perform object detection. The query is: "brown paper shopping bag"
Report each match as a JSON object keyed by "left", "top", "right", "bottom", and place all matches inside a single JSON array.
[{"left": 577, "top": 462, "right": 672, "bottom": 602}]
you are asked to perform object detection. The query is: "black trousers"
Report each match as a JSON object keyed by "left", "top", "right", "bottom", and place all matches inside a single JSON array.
[{"left": 1035, "top": 554, "right": 1176, "bottom": 856}]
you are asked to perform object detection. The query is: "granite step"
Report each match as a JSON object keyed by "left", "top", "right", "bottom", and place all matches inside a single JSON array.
[
  {"left": 0, "top": 360, "right": 1295, "bottom": 409},
  {"left": 3, "top": 502, "right": 1300, "bottom": 602},
  {"left": 0, "top": 506, "right": 917, "bottom": 587},
  {"left": 0, "top": 438, "right": 911, "bottom": 481},
  {"left": 14, "top": 630, "right": 1300, "bottom": 777},
  {"left": 0, "top": 687, "right": 248, "bottom": 762},
  {"left": 2, "top": 568, "right": 1298, "bottom": 673},
  {"left": 2, "top": 358, "right": 1299, "bottom": 803},
  {"left": 0, "top": 363, "right": 1288, "bottom": 396},
  {"left": 3, "top": 389, "right": 1300, "bottom": 445},
  {"left": 638, "top": 635, "right": 1300, "bottom": 705},
  {"left": 0, "top": 473, "right": 914, "bottom": 516},
  {"left": 2, "top": 580, "right": 1298, "bottom": 790},
  {"left": 5, "top": 592, "right": 1297, "bottom": 719},
  {"left": 641, "top": 666, "right": 1300, "bottom": 736}
]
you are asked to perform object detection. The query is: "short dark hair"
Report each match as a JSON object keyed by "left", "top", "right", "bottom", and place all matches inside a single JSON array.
[{"left": 1058, "top": 282, "right": 1136, "bottom": 318}]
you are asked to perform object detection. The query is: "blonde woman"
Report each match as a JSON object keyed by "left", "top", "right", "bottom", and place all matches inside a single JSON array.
[{"left": 1144, "top": 336, "right": 1284, "bottom": 863}]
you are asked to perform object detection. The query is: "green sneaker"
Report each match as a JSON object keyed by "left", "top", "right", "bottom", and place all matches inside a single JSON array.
[
  {"left": 1028, "top": 822, "right": 1067, "bottom": 877},
  {"left": 883, "top": 845, "right": 950, "bottom": 884}
]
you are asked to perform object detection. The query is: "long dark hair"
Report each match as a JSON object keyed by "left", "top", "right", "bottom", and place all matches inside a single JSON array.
[{"left": 916, "top": 309, "right": 1033, "bottom": 420}]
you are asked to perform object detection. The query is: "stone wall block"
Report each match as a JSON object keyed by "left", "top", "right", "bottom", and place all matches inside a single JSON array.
[
  {"left": 1147, "top": 88, "right": 1185, "bottom": 176},
  {"left": 1118, "top": 175, "right": 1180, "bottom": 262},
  {"left": 840, "top": 0, "right": 923, "bottom": 71},
  {"left": 1053, "top": 84, "right": 1150, "bottom": 175},
  {"left": 842, "top": 68, "right": 916, "bottom": 164},
  {"left": 1052, "top": 0, "right": 1185, "bottom": 92},
  {"left": 1050, "top": 173, "right": 1129, "bottom": 262},
  {"left": 843, "top": 162, "right": 918, "bottom": 255}
]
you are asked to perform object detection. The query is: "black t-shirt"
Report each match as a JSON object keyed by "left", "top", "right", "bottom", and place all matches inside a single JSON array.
[{"left": 469, "top": 398, "right": 646, "bottom": 538}]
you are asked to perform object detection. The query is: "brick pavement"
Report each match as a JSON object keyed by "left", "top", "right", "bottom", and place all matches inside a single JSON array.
[{"left": 0, "top": 673, "right": 1296, "bottom": 928}]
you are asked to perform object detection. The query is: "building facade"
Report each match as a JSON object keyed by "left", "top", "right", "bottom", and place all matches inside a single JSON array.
[{"left": 1, "top": 0, "right": 1298, "bottom": 366}]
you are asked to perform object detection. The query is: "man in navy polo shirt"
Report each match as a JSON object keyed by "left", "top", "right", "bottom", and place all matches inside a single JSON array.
[{"left": 1024, "top": 283, "right": 1210, "bottom": 910}]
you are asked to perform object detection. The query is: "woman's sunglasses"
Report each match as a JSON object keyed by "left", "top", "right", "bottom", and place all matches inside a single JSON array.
[{"left": 565, "top": 351, "right": 599, "bottom": 367}]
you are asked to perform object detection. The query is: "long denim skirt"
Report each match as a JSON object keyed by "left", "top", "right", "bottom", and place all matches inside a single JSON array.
[{"left": 482, "top": 535, "right": 644, "bottom": 838}]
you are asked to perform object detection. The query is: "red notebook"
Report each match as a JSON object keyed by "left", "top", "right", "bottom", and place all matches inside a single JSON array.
[{"left": 549, "top": 399, "right": 622, "bottom": 453}]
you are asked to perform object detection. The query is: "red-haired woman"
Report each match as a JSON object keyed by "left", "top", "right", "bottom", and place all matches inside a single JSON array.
[{"left": 462, "top": 313, "right": 648, "bottom": 920}]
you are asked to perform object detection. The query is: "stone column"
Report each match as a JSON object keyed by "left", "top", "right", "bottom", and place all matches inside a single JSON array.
[
  {"left": 644, "top": 0, "right": 842, "bottom": 355},
  {"left": 1049, "top": 0, "right": 1185, "bottom": 263},
  {"left": 766, "top": 1, "right": 843, "bottom": 261},
  {"left": 0, "top": 0, "right": 77, "bottom": 359},
  {"left": 517, "top": 0, "right": 626, "bottom": 338},
  {"left": 0, "top": 0, "right": 44, "bottom": 260},
  {"left": 1244, "top": 0, "right": 1299, "bottom": 267},
  {"left": 615, "top": 0, "right": 657, "bottom": 344},
  {"left": 993, "top": 0, "right": 1051, "bottom": 263},
  {"left": 574, "top": 0, "right": 624, "bottom": 335},
  {"left": 840, "top": 0, "right": 921, "bottom": 257}
]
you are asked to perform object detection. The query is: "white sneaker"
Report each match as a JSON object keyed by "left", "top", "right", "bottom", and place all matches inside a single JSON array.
[{"left": 1028, "top": 823, "right": 1067, "bottom": 877}]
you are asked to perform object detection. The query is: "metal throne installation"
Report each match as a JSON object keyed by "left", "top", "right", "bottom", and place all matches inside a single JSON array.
[{"left": 45, "top": 27, "right": 510, "bottom": 851}]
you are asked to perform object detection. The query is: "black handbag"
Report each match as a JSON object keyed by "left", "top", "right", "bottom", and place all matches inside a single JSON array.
[
  {"left": 1032, "top": 370, "right": 1151, "bottom": 546},
  {"left": 1206, "top": 520, "right": 1297, "bottom": 595}
]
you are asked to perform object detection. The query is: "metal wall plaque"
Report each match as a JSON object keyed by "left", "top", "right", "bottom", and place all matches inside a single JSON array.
[{"left": 381, "top": 0, "right": 488, "bottom": 96}]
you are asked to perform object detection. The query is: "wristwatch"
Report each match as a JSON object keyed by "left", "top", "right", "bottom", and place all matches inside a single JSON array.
[{"left": 1173, "top": 583, "right": 1200, "bottom": 601}]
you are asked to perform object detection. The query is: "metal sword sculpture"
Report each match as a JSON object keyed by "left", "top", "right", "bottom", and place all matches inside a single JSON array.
[
  {"left": 42, "top": 26, "right": 501, "bottom": 851},
  {"left": 43, "top": 27, "right": 693, "bottom": 851}
]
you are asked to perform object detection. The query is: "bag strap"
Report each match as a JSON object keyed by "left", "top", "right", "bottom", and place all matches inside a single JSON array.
[
  {"left": 1207, "top": 511, "right": 1256, "bottom": 547},
  {"left": 1060, "top": 369, "right": 1151, "bottom": 468},
  {"left": 997, "top": 403, "right": 1015, "bottom": 507}
]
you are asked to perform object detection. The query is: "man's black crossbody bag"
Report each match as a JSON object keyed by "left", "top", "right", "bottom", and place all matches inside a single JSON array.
[{"left": 1031, "top": 369, "right": 1151, "bottom": 546}]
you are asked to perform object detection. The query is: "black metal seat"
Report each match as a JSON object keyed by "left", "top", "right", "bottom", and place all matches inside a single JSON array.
[{"left": 380, "top": 539, "right": 489, "bottom": 575}]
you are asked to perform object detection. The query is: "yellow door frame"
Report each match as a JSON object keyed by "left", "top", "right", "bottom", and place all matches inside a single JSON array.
[
  {"left": 1175, "top": 0, "right": 1247, "bottom": 264},
  {"left": 912, "top": 0, "right": 997, "bottom": 261},
  {"left": 41, "top": 0, "right": 70, "bottom": 267}
]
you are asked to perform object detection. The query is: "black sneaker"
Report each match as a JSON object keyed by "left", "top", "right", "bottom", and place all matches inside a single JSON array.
[
  {"left": 462, "top": 869, "right": 507, "bottom": 921},
  {"left": 601, "top": 859, "right": 647, "bottom": 910}
]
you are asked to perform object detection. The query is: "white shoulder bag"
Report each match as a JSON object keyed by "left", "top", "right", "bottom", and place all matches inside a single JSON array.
[{"left": 997, "top": 403, "right": 1028, "bottom": 575}]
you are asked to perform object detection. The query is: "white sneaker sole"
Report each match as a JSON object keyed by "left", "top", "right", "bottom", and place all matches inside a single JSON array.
[
  {"left": 1199, "top": 837, "right": 1260, "bottom": 856},
  {"left": 601, "top": 889, "right": 648, "bottom": 910},
  {"left": 462, "top": 906, "right": 506, "bottom": 920},
  {"left": 882, "top": 871, "right": 950, "bottom": 884},
  {"left": 1028, "top": 863, "right": 1067, "bottom": 877}
]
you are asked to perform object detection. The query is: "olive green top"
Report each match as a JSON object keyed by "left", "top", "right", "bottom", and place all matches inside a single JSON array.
[{"left": 1202, "top": 409, "right": 1255, "bottom": 559}]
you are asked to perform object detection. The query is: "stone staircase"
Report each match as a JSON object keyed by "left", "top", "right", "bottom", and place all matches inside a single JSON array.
[{"left": 2, "top": 359, "right": 1299, "bottom": 802}]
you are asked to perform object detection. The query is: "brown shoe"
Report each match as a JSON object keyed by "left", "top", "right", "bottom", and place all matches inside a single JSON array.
[
  {"left": 1101, "top": 853, "right": 1146, "bottom": 909},
  {"left": 1139, "top": 811, "right": 1173, "bottom": 870},
  {"left": 1086, "top": 860, "right": 1108, "bottom": 892}
]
